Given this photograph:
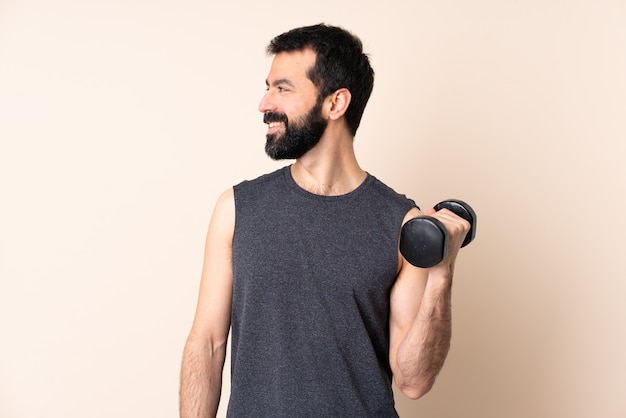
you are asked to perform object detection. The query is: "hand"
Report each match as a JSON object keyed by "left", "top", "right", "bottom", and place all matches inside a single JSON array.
[{"left": 426, "top": 206, "right": 471, "bottom": 266}]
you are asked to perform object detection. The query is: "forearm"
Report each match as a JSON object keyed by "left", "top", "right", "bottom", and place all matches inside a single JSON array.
[
  {"left": 395, "top": 269, "right": 453, "bottom": 399},
  {"left": 180, "top": 336, "right": 227, "bottom": 418}
]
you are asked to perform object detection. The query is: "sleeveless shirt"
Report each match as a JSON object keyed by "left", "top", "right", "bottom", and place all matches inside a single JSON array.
[{"left": 228, "top": 166, "right": 416, "bottom": 417}]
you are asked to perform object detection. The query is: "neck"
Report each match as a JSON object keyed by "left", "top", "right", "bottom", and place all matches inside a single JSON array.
[{"left": 291, "top": 128, "right": 366, "bottom": 196}]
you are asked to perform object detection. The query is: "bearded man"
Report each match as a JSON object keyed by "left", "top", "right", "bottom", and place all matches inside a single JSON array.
[{"left": 180, "top": 23, "right": 470, "bottom": 418}]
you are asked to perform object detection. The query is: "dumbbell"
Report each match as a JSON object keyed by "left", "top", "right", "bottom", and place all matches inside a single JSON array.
[{"left": 400, "top": 199, "right": 477, "bottom": 268}]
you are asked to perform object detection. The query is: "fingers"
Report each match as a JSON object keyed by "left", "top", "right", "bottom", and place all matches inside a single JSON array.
[{"left": 430, "top": 208, "right": 471, "bottom": 249}]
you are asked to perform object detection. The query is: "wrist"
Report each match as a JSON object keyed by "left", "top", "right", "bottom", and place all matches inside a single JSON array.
[{"left": 429, "top": 262, "right": 454, "bottom": 283}]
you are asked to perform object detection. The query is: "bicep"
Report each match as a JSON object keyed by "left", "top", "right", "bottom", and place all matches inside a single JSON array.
[{"left": 189, "top": 188, "right": 235, "bottom": 344}]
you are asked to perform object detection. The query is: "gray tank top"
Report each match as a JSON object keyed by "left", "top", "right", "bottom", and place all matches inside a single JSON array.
[{"left": 228, "top": 166, "right": 416, "bottom": 417}]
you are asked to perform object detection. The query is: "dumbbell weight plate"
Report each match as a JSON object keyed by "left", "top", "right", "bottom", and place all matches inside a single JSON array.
[{"left": 399, "top": 216, "right": 448, "bottom": 268}]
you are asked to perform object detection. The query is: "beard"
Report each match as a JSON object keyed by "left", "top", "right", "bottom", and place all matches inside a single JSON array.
[{"left": 264, "top": 97, "right": 328, "bottom": 160}]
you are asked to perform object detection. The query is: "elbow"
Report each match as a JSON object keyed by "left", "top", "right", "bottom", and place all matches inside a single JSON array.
[{"left": 397, "top": 377, "right": 435, "bottom": 400}]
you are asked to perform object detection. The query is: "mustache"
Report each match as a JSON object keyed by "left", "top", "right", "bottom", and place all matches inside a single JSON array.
[{"left": 263, "top": 112, "right": 288, "bottom": 125}]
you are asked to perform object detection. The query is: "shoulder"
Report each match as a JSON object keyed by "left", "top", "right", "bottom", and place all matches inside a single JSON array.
[
  {"left": 216, "top": 186, "right": 234, "bottom": 208},
  {"left": 210, "top": 187, "right": 235, "bottom": 233},
  {"left": 234, "top": 166, "right": 287, "bottom": 190},
  {"left": 365, "top": 173, "right": 418, "bottom": 211},
  {"left": 233, "top": 166, "right": 290, "bottom": 209}
]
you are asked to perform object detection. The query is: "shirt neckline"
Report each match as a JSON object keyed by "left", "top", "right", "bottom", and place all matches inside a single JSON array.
[{"left": 282, "top": 165, "right": 372, "bottom": 200}]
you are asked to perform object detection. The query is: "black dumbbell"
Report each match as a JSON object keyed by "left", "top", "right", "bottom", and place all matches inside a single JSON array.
[{"left": 399, "top": 199, "right": 477, "bottom": 268}]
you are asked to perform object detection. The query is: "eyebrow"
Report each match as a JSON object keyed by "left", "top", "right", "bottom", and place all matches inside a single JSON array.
[{"left": 266, "top": 78, "right": 296, "bottom": 88}]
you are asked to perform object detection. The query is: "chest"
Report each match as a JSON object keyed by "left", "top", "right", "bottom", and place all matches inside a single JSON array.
[{"left": 233, "top": 201, "right": 400, "bottom": 300}]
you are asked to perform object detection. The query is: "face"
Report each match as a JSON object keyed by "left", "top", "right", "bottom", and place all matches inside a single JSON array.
[
  {"left": 259, "top": 50, "right": 328, "bottom": 160},
  {"left": 263, "top": 96, "right": 327, "bottom": 160}
]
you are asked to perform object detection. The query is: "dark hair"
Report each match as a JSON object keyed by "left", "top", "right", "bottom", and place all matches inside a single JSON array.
[{"left": 266, "top": 23, "right": 375, "bottom": 136}]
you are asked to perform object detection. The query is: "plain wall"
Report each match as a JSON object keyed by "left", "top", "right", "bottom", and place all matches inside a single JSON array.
[{"left": 1, "top": 1, "right": 625, "bottom": 417}]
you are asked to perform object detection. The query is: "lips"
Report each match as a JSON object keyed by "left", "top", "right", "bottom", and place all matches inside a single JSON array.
[{"left": 263, "top": 112, "right": 288, "bottom": 136}]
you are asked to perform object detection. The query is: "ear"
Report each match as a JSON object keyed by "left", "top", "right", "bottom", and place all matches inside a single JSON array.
[{"left": 325, "top": 88, "right": 352, "bottom": 121}]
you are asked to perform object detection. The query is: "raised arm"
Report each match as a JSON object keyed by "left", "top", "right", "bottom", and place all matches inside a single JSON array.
[
  {"left": 389, "top": 206, "right": 470, "bottom": 399},
  {"left": 180, "top": 188, "right": 235, "bottom": 418}
]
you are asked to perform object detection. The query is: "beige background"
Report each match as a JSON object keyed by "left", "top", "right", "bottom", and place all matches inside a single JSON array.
[{"left": 1, "top": 0, "right": 625, "bottom": 417}]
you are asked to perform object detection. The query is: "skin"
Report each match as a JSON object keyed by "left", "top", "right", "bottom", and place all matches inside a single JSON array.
[{"left": 179, "top": 48, "right": 470, "bottom": 417}]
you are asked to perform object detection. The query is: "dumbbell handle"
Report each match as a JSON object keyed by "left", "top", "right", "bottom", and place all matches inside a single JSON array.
[{"left": 400, "top": 199, "right": 476, "bottom": 268}]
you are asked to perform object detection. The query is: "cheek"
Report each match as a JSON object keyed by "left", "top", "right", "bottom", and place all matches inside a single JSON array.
[
  {"left": 286, "top": 97, "right": 318, "bottom": 121},
  {"left": 284, "top": 103, "right": 307, "bottom": 119}
]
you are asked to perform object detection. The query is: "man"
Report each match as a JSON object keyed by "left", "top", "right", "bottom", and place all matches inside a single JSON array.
[{"left": 180, "top": 24, "right": 470, "bottom": 417}]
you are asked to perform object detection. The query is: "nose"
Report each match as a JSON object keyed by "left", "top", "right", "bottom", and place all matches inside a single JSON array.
[{"left": 258, "top": 90, "right": 276, "bottom": 113}]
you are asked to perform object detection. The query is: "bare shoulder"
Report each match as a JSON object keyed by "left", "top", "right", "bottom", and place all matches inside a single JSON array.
[
  {"left": 215, "top": 187, "right": 235, "bottom": 218},
  {"left": 208, "top": 187, "right": 235, "bottom": 237}
]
